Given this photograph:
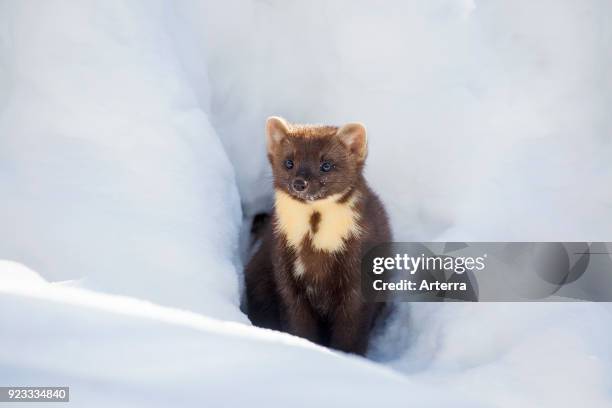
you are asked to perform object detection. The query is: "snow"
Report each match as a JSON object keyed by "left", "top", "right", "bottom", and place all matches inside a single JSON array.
[
  {"left": 0, "top": 0, "right": 243, "bottom": 319},
  {"left": 370, "top": 302, "right": 612, "bottom": 407},
  {"left": 1, "top": 1, "right": 611, "bottom": 407},
  {"left": 188, "top": 0, "right": 612, "bottom": 240},
  {"left": 0, "top": 261, "right": 481, "bottom": 408}
]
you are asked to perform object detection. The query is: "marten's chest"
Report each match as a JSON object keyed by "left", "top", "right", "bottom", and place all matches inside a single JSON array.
[{"left": 274, "top": 190, "right": 362, "bottom": 253}]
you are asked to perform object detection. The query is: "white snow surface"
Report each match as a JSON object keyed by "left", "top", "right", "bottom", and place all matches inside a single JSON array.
[
  {"left": 0, "top": 0, "right": 243, "bottom": 319},
  {"left": 0, "top": 261, "right": 484, "bottom": 408},
  {"left": 1, "top": 1, "right": 611, "bottom": 407}
]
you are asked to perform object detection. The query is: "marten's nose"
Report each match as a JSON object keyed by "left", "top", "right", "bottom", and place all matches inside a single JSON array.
[{"left": 292, "top": 178, "right": 308, "bottom": 192}]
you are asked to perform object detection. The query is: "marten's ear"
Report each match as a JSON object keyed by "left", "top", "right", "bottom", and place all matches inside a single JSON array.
[
  {"left": 337, "top": 122, "right": 367, "bottom": 162},
  {"left": 266, "top": 116, "right": 289, "bottom": 155}
]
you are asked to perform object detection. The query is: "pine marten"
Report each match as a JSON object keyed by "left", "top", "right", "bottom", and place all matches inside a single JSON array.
[{"left": 245, "top": 116, "right": 392, "bottom": 355}]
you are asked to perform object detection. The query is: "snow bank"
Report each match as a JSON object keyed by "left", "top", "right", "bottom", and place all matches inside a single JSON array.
[
  {"left": 0, "top": 1, "right": 242, "bottom": 319},
  {"left": 370, "top": 302, "right": 612, "bottom": 408},
  {"left": 184, "top": 0, "right": 612, "bottom": 240},
  {"left": 0, "top": 261, "right": 482, "bottom": 408},
  {"left": 175, "top": 3, "right": 612, "bottom": 406},
  {"left": 1, "top": 1, "right": 611, "bottom": 407}
]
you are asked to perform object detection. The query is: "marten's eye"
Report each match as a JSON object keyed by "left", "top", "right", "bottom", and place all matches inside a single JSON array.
[
  {"left": 284, "top": 159, "right": 294, "bottom": 169},
  {"left": 320, "top": 161, "right": 332, "bottom": 172}
]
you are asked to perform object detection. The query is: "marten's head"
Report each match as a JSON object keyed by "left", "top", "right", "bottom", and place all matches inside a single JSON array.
[{"left": 266, "top": 116, "right": 367, "bottom": 201}]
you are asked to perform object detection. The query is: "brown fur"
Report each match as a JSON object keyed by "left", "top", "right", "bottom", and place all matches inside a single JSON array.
[{"left": 245, "top": 117, "right": 392, "bottom": 355}]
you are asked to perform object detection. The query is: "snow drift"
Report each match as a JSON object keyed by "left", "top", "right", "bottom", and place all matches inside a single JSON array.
[
  {"left": 0, "top": 0, "right": 242, "bottom": 319},
  {"left": 185, "top": 0, "right": 612, "bottom": 241},
  {"left": 0, "top": 261, "right": 482, "bottom": 408},
  {"left": 1, "top": 0, "right": 611, "bottom": 407}
]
